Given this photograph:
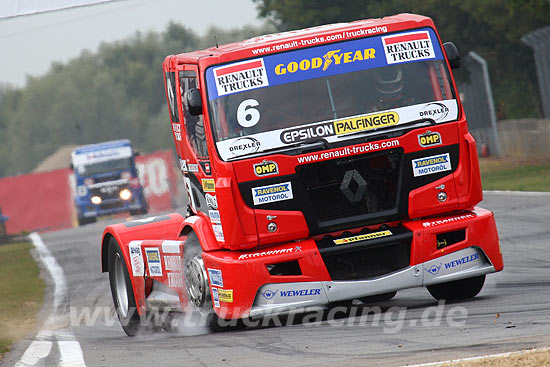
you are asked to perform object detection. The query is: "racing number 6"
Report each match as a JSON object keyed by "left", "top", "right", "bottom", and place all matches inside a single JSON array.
[{"left": 237, "top": 99, "right": 260, "bottom": 127}]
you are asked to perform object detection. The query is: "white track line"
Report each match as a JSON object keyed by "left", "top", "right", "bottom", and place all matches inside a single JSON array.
[
  {"left": 14, "top": 233, "right": 87, "bottom": 367},
  {"left": 402, "top": 347, "right": 550, "bottom": 367},
  {"left": 484, "top": 190, "right": 550, "bottom": 196}
]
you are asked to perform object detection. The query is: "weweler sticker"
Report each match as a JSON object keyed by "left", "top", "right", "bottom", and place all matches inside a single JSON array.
[
  {"left": 252, "top": 182, "right": 293, "bottom": 205},
  {"left": 412, "top": 153, "right": 451, "bottom": 177}
]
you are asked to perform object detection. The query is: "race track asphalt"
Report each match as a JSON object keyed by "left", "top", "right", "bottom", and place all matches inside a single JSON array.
[{"left": 2, "top": 191, "right": 550, "bottom": 367}]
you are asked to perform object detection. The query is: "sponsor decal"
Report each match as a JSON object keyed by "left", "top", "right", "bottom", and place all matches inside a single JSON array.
[
  {"left": 218, "top": 289, "right": 233, "bottom": 303},
  {"left": 422, "top": 213, "right": 476, "bottom": 228},
  {"left": 145, "top": 248, "right": 162, "bottom": 277},
  {"left": 179, "top": 158, "right": 188, "bottom": 173},
  {"left": 212, "top": 224, "right": 225, "bottom": 242},
  {"left": 124, "top": 215, "right": 171, "bottom": 228},
  {"left": 425, "top": 264, "right": 442, "bottom": 275},
  {"left": 261, "top": 289, "right": 278, "bottom": 300},
  {"left": 129, "top": 241, "right": 144, "bottom": 276},
  {"left": 99, "top": 185, "right": 118, "bottom": 194},
  {"left": 208, "top": 210, "right": 221, "bottom": 224},
  {"left": 280, "top": 112, "right": 399, "bottom": 143},
  {"left": 205, "top": 193, "right": 218, "bottom": 209},
  {"left": 161, "top": 240, "right": 181, "bottom": 254},
  {"left": 167, "top": 272, "right": 183, "bottom": 288},
  {"left": 188, "top": 163, "right": 199, "bottom": 173},
  {"left": 213, "top": 58, "right": 269, "bottom": 97},
  {"left": 199, "top": 161, "right": 211, "bottom": 175},
  {"left": 212, "top": 288, "right": 220, "bottom": 308},
  {"left": 253, "top": 160, "right": 279, "bottom": 177},
  {"left": 172, "top": 122, "right": 182, "bottom": 141},
  {"left": 208, "top": 268, "right": 223, "bottom": 287},
  {"left": 238, "top": 245, "right": 302, "bottom": 260},
  {"left": 444, "top": 253, "right": 479, "bottom": 270},
  {"left": 201, "top": 179, "right": 215, "bottom": 192},
  {"left": 164, "top": 256, "right": 182, "bottom": 271},
  {"left": 279, "top": 288, "right": 321, "bottom": 297},
  {"left": 333, "top": 230, "right": 392, "bottom": 245},
  {"left": 381, "top": 30, "right": 435, "bottom": 65},
  {"left": 252, "top": 182, "right": 293, "bottom": 205},
  {"left": 274, "top": 48, "right": 376, "bottom": 75},
  {"left": 420, "top": 102, "right": 450, "bottom": 121},
  {"left": 229, "top": 137, "right": 261, "bottom": 156},
  {"left": 418, "top": 131, "right": 442, "bottom": 147},
  {"left": 412, "top": 153, "right": 451, "bottom": 177}
]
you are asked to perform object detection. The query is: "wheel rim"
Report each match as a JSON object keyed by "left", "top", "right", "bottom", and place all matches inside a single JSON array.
[
  {"left": 185, "top": 256, "right": 209, "bottom": 309},
  {"left": 114, "top": 253, "right": 129, "bottom": 318}
]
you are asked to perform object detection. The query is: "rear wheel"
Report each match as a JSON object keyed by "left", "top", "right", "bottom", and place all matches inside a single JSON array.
[
  {"left": 108, "top": 238, "right": 143, "bottom": 336},
  {"left": 427, "top": 275, "right": 486, "bottom": 301}
]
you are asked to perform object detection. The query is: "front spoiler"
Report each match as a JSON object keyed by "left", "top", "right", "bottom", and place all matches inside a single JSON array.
[{"left": 250, "top": 246, "right": 494, "bottom": 318}]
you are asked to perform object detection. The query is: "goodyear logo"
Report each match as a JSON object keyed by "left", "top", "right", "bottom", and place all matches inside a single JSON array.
[
  {"left": 253, "top": 160, "right": 279, "bottom": 177},
  {"left": 218, "top": 289, "right": 233, "bottom": 303},
  {"left": 334, "top": 112, "right": 399, "bottom": 135},
  {"left": 201, "top": 179, "right": 215, "bottom": 192},
  {"left": 333, "top": 230, "right": 392, "bottom": 245},
  {"left": 418, "top": 131, "right": 441, "bottom": 147},
  {"left": 274, "top": 48, "right": 376, "bottom": 75}
]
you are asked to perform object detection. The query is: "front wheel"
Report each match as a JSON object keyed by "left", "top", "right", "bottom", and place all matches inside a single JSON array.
[
  {"left": 108, "top": 238, "right": 143, "bottom": 336},
  {"left": 427, "top": 275, "right": 486, "bottom": 301}
]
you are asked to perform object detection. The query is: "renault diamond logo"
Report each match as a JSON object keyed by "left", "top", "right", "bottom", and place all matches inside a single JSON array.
[{"left": 340, "top": 169, "right": 367, "bottom": 203}]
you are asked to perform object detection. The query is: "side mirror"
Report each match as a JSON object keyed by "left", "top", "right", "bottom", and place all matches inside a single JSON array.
[
  {"left": 443, "top": 42, "right": 461, "bottom": 69},
  {"left": 185, "top": 88, "right": 203, "bottom": 116}
]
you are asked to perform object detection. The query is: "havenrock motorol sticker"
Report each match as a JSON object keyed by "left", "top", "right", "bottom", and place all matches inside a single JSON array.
[
  {"left": 382, "top": 30, "right": 435, "bottom": 65},
  {"left": 252, "top": 182, "right": 293, "bottom": 205},
  {"left": 213, "top": 58, "right": 269, "bottom": 97},
  {"left": 412, "top": 153, "right": 451, "bottom": 177}
]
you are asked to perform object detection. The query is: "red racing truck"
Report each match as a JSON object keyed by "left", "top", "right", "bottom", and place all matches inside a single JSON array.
[{"left": 101, "top": 13, "right": 503, "bottom": 335}]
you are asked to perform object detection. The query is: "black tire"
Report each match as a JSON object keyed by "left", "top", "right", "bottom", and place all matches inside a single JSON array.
[
  {"left": 77, "top": 216, "right": 96, "bottom": 226},
  {"left": 359, "top": 291, "right": 397, "bottom": 304},
  {"left": 183, "top": 233, "right": 223, "bottom": 332},
  {"left": 108, "top": 238, "right": 143, "bottom": 336},
  {"left": 427, "top": 275, "right": 486, "bottom": 301}
]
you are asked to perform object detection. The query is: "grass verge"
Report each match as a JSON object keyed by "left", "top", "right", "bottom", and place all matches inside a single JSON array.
[
  {"left": 479, "top": 158, "right": 550, "bottom": 192},
  {"left": 0, "top": 241, "right": 45, "bottom": 361}
]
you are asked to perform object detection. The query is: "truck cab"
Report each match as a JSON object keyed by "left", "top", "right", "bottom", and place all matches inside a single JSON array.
[
  {"left": 72, "top": 139, "right": 147, "bottom": 225},
  {"left": 101, "top": 14, "right": 503, "bottom": 335}
]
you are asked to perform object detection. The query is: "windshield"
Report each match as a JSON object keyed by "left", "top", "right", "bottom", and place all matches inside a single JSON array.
[
  {"left": 76, "top": 158, "right": 132, "bottom": 177},
  {"left": 206, "top": 28, "right": 458, "bottom": 161}
]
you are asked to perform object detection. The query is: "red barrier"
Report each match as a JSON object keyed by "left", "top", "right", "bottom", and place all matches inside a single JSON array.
[{"left": 0, "top": 150, "right": 179, "bottom": 235}]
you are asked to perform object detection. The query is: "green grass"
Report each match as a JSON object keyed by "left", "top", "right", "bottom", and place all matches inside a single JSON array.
[
  {"left": 0, "top": 242, "right": 45, "bottom": 360},
  {"left": 480, "top": 158, "right": 550, "bottom": 192}
]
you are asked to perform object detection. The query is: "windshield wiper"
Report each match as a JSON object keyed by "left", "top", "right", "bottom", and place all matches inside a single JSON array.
[
  {"left": 228, "top": 140, "right": 329, "bottom": 161},
  {"left": 337, "top": 118, "right": 436, "bottom": 140}
]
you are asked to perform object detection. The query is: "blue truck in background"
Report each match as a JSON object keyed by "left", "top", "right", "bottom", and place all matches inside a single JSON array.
[{"left": 71, "top": 140, "right": 148, "bottom": 226}]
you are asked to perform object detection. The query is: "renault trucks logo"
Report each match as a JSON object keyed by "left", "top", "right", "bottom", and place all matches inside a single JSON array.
[
  {"left": 252, "top": 182, "right": 293, "bottom": 205},
  {"left": 213, "top": 58, "right": 269, "bottom": 96},
  {"left": 381, "top": 31, "right": 435, "bottom": 64},
  {"left": 418, "top": 131, "right": 442, "bottom": 147},
  {"left": 253, "top": 160, "right": 279, "bottom": 177},
  {"left": 412, "top": 153, "right": 451, "bottom": 177},
  {"left": 420, "top": 103, "right": 450, "bottom": 121},
  {"left": 274, "top": 48, "right": 376, "bottom": 75}
]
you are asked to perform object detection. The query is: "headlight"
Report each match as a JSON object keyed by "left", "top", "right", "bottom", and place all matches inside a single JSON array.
[
  {"left": 119, "top": 189, "right": 132, "bottom": 200},
  {"left": 91, "top": 196, "right": 102, "bottom": 205}
]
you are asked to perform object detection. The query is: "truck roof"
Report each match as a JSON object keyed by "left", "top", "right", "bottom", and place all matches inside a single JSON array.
[
  {"left": 165, "top": 13, "right": 434, "bottom": 66},
  {"left": 72, "top": 139, "right": 132, "bottom": 155}
]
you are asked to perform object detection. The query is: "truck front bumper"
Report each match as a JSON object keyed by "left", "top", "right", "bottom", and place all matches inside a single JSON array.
[{"left": 201, "top": 206, "right": 503, "bottom": 319}]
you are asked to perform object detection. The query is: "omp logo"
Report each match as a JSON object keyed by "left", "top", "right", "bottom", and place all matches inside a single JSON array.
[
  {"left": 420, "top": 103, "right": 450, "bottom": 121},
  {"left": 334, "top": 112, "right": 399, "bottom": 135},
  {"left": 418, "top": 131, "right": 442, "bottom": 147},
  {"left": 333, "top": 230, "right": 392, "bottom": 245},
  {"left": 274, "top": 48, "right": 376, "bottom": 75},
  {"left": 201, "top": 179, "right": 215, "bottom": 192},
  {"left": 253, "top": 160, "right": 279, "bottom": 177}
]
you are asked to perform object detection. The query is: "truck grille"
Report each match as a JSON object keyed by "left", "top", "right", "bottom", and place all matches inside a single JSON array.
[
  {"left": 296, "top": 149, "right": 402, "bottom": 226},
  {"left": 90, "top": 183, "right": 128, "bottom": 200}
]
